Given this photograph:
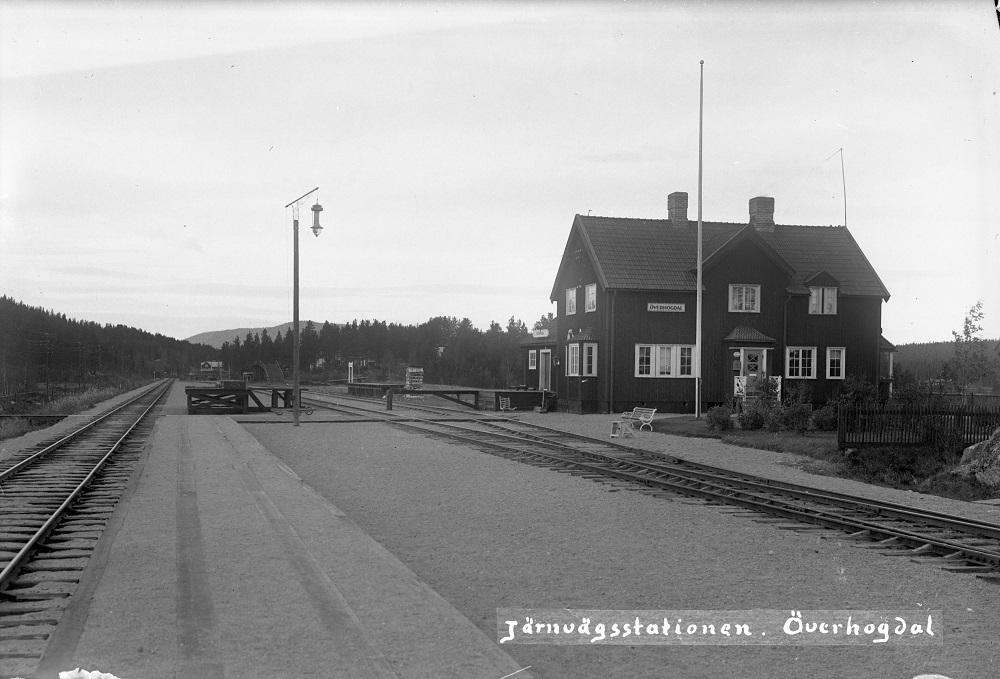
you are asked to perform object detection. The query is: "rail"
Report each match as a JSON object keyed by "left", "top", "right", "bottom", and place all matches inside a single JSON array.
[
  {"left": 297, "top": 391, "right": 1000, "bottom": 578},
  {"left": 1, "top": 379, "right": 172, "bottom": 589}
]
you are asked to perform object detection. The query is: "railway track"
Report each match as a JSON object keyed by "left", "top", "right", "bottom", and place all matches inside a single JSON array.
[
  {"left": 0, "top": 379, "right": 171, "bottom": 677},
  {"left": 303, "top": 392, "right": 1000, "bottom": 581}
]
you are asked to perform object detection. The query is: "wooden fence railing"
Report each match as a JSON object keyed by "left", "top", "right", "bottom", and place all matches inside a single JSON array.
[{"left": 838, "top": 404, "right": 1000, "bottom": 449}]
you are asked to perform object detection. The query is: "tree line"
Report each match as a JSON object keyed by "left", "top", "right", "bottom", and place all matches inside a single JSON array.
[
  {"left": 221, "top": 315, "right": 539, "bottom": 389},
  {"left": 893, "top": 301, "right": 1000, "bottom": 399},
  {"left": 0, "top": 296, "right": 217, "bottom": 397}
]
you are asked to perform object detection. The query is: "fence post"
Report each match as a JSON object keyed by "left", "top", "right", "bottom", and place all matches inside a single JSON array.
[
  {"left": 837, "top": 403, "right": 845, "bottom": 449},
  {"left": 387, "top": 388, "right": 393, "bottom": 411}
]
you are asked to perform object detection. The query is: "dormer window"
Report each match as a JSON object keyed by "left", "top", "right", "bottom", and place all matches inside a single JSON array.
[
  {"left": 729, "top": 284, "right": 760, "bottom": 313},
  {"left": 809, "top": 287, "right": 837, "bottom": 315}
]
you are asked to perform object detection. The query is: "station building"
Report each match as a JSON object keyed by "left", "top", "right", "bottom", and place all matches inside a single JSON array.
[{"left": 542, "top": 192, "right": 893, "bottom": 414}]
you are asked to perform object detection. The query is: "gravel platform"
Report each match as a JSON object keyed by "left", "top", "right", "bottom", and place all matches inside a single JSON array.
[{"left": 246, "top": 416, "right": 1000, "bottom": 679}]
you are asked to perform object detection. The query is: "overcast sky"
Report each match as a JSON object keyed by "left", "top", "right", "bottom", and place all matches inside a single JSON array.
[{"left": 2, "top": 0, "right": 998, "bottom": 344}]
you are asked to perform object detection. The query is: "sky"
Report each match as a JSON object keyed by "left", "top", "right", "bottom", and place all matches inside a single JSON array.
[{"left": 1, "top": 0, "right": 998, "bottom": 344}]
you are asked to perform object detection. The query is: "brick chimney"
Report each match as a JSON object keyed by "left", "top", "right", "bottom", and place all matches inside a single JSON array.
[
  {"left": 749, "top": 196, "right": 775, "bottom": 232},
  {"left": 668, "top": 191, "right": 688, "bottom": 224}
]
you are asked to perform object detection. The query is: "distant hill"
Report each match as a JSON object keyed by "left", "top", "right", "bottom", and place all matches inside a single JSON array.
[{"left": 184, "top": 321, "right": 323, "bottom": 349}]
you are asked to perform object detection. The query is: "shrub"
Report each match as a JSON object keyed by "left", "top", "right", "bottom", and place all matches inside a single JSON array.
[
  {"left": 785, "top": 402, "right": 813, "bottom": 434},
  {"left": 756, "top": 372, "right": 780, "bottom": 405},
  {"left": 706, "top": 405, "right": 734, "bottom": 431},
  {"left": 831, "top": 375, "right": 878, "bottom": 409},
  {"left": 844, "top": 445, "right": 952, "bottom": 487},
  {"left": 738, "top": 403, "right": 768, "bottom": 430},
  {"left": 765, "top": 404, "right": 786, "bottom": 432},
  {"left": 784, "top": 380, "right": 812, "bottom": 406},
  {"left": 812, "top": 404, "right": 838, "bottom": 431}
]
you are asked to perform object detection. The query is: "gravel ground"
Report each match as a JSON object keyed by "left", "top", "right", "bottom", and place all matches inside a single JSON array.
[{"left": 245, "top": 416, "right": 1000, "bottom": 679}]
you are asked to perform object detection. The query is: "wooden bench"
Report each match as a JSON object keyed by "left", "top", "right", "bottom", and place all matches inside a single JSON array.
[{"left": 621, "top": 407, "right": 657, "bottom": 431}]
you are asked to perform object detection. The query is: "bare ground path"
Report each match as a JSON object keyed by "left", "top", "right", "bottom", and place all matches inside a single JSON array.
[{"left": 246, "top": 417, "right": 1000, "bottom": 679}]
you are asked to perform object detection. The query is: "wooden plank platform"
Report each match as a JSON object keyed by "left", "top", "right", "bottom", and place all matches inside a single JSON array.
[
  {"left": 391, "top": 389, "right": 480, "bottom": 409},
  {"left": 491, "top": 390, "right": 549, "bottom": 412},
  {"left": 347, "top": 382, "right": 405, "bottom": 399}
]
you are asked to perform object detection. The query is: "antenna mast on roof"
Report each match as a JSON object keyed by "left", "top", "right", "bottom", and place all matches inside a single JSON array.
[{"left": 827, "top": 147, "right": 847, "bottom": 228}]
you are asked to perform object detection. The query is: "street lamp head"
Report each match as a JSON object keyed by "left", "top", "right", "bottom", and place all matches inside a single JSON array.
[{"left": 311, "top": 201, "right": 324, "bottom": 237}]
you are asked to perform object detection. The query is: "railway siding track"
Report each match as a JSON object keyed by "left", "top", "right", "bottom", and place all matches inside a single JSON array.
[
  {"left": 303, "top": 392, "right": 1000, "bottom": 582},
  {"left": 0, "top": 380, "right": 170, "bottom": 678}
]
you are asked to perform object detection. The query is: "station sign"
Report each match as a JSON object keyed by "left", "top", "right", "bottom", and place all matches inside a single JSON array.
[{"left": 647, "top": 303, "right": 686, "bottom": 312}]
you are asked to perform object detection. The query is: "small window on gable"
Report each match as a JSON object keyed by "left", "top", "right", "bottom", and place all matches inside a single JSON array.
[
  {"left": 528, "top": 350, "right": 537, "bottom": 370},
  {"left": 585, "top": 284, "right": 597, "bottom": 312},
  {"left": 729, "top": 284, "right": 760, "bottom": 313},
  {"left": 566, "top": 288, "right": 577, "bottom": 315},
  {"left": 809, "top": 287, "right": 838, "bottom": 315}
]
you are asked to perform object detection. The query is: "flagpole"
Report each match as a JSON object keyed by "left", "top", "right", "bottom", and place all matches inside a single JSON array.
[{"left": 695, "top": 60, "right": 704, "bottom": 418}]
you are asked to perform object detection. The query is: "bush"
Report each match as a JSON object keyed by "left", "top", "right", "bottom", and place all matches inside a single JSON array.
[
  {"left": 765, "top": 404, "right": 786, "bottom": 432},
  {"left": 784, "top": 380, "right": 812, "bottom": 406},
  {"left": 785, "top": 402, "right": 813, "bottom": 435},
  {"left": 706, "top": 405, "right": 734, "bottom": 431},
  {"left": 844, "top": 445, "right": 952, "bottom": 487},
  {"left": 812, "top": 404, "right": 838, "bottom": 431},
  {"left": 831, "top": 375, "right": 878, "bottom": 408},
  {"left": 738, "top": 402, "right": 768, "bottom": 430},
  {"left": 756, "top": 372, "right": 780, "bottom": 405}
]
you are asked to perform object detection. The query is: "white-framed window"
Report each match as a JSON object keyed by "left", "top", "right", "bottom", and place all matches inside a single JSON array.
[
  {"left": 679, "top": 347, "right": 693, "bottom": 376},
  {"left": 585, "top": 283, "right": 597, "bottom": 312},
  {"left": 827, "top": 347, "right": 845, "bottom": 379},
  {"left": 635, "top": 344, "right": 695, "bottom": 378},
  {"left": 786, "top": 346, "right": 816, "bottom": 379},
  {"left": 655, "top": 345, "right": 672, "bottom": 376},
  {"left": 809, "top": 287, "right": 838, "bottom": 315},
  {"left": 583, "top": 343, "right": 597, "bottom": 376},
  {"left": 729, "top": 284, "right": 760, "bottom": 313},
  {"left": 566, "top": 288, "right": 577, "bottom": 315},
  {"left": 528, "top": 350, "right": 537, "bottom": 370},
  {"left": 567, "top": 343, "right": 580, "bottom": 376}
]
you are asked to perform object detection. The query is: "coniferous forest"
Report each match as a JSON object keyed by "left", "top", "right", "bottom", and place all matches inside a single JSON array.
[
  {"left": 0, "top": 296, "right": 216, "bottom": 402},
  {"left": 219, "top": 316, "right": 535, "bottom": 389},
  {"left": 1, "top": 296, "right": 544, "bottom": 408}
]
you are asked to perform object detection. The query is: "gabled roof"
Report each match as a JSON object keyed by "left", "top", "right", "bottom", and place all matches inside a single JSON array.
[
  {"left": 520, "top": 317, "right": 558, "bottom": 346},
  {"left": 551, "top": 215, "right": 890, "bottom": 301},
  {"left": 700, "top": 225, "right": 795, "bottom": 277}
]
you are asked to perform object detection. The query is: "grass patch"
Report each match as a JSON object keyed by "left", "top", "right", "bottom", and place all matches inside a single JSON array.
[
  {"left": 652, "top": 416, "right": 840, "bottom": 460},
  {"left": 0, "top": 383, "right": 141, "bottom": 442},
  {"left": 651, "top": 415, "right": 998, "bottom": 502}
]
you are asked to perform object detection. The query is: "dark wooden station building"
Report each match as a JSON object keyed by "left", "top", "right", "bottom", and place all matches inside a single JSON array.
[{"left": 540, "top": 192, "right": 893, "bottom": 414}]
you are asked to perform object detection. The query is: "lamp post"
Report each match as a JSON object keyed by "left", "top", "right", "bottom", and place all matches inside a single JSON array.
[{"left": 284, "top": 187, "right": 323, "bottom": 426}]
